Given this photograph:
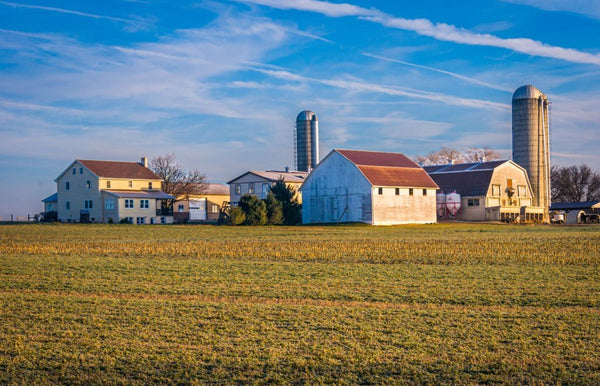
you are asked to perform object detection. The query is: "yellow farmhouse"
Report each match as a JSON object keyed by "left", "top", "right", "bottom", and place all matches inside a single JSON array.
[{"left": 55, "top": 157, "right": 174, "bottom": 224}]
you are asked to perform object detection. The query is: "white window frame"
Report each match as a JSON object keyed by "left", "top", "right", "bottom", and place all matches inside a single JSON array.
[
  {"left": 125, "top": 199, "right": 134, "bottom": 209},
  {"left": 140, "top": 199, "right": 149, "bottom": 209}
]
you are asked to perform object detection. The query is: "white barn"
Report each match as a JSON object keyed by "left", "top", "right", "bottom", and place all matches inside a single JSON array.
[{"left": 300, "top": 149, "right": 439, "bottom": 225}]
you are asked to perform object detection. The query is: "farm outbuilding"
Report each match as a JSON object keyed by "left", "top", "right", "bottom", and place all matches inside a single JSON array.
[
  {"left": 424, "top": 160, "right": 545, "bottom": 223},
  {"left": 300, "top": 149, "right": 438, "bottom": 225}
]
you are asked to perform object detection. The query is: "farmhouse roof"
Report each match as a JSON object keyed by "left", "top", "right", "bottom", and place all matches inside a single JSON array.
[
  {"left": 336, "top": 149, "right": 438, "bottom": 188},
  {"left": 42, "top": 193, "right": 58, "bottom": 203},
  {"left": 78, "top": 160, "right": 162, "bottom": 180}
]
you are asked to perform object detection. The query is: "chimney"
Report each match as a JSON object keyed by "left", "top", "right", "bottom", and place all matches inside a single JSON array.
[
  {"left": 141, "top": 156, "right": 148, "bottom": 168},
  {"left": 285, "top": 166, "right": 289, "bottom": 173}
]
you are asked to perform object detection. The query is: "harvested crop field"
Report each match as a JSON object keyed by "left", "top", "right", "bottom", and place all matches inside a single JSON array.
[{"left": 1, "top": 223, "right": 599, "bottom": 383}]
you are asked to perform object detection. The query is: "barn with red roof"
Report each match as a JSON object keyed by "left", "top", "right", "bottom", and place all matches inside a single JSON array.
[{"left": 300, "top": 149, "right": 439, "bottom": 225}]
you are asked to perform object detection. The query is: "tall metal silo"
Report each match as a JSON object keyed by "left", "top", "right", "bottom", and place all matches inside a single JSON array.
[
  {"left": 512, "top": 84, "right": 550, "bottom": 221},
  {"left": 295, "top": 110, "right": 319, "bottom": 172}
]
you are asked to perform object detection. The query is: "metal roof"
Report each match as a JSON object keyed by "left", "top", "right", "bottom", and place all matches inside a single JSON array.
[
  {"left": 425, "top": 160, "right": 513, "bottom": 197},
  {"left": 204, "top": 183, "right": 230, "bottom": 195},
  {"left": 513, "top": 84, "right": 544, "bottom": 100},
  {"left": 78, "top": 160, "right": 161, "bottom": 180},
  {"left": 550, "top": 201, "right": 600, "bottom": 211},
  {"left": 336, "top": 149, "right": 438, "bottom": 188},
  {"left": 227, "top": 170, "right": 308, "bottom": 184},
  {"left": 296, "top": 110, "right": 317, "bottom": 121},
  {"left": 103, "top": 190, "right": 174, "bottom": 199},
  {"left": 423, "top": 160, "right": 508, "bottom": 174},
  {"left": 42, "top": 193, "right": 58, "bottom": 202}
]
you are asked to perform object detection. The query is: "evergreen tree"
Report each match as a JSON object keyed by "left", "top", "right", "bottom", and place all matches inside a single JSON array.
[
  {"left": 270, "top": 179, "right": 302, "bottom": 225},
  {"left": 265, "top": 192, "right": 284, "bottom": 225},
  {"left": 238, "top": 194, "right": 267, "bottom": 225}
]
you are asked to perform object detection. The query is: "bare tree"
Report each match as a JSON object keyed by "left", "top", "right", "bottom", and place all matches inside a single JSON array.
[
  {"left": 150, "top": 153, "right": 207, "bottom": 207},
  {"left": 463, "top": 147, "right": 502, "bottom": 163},
  {"left": 551, "top": 164, "right": 600, "bottom": 202},
  {"left": 415, "top": 146, "right": 501, "bottom": 166}
]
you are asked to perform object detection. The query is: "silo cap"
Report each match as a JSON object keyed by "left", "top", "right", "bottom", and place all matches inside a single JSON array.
[
  {"left": 297, "top": 110, "right": 317, "bottom": 121},
  {"left": 513, "top": 84, "right": 544, "bottom": 100}
]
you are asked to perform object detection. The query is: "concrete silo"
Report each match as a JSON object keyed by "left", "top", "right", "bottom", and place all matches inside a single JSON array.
[
  {"left": 512, "top": 85, "right": 550, "bottom": 221},
  {"left": 295, "top": 110, "right": 319, "bottom": 172}
]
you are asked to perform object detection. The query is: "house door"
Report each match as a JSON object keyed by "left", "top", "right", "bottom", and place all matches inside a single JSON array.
[{"left": 80, "top": 210, "right": 90, "bottom": 223}]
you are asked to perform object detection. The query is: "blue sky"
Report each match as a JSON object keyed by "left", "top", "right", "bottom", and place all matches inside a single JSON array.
[{"left": 1, "top": 0, "right": 600, "bottom": 218}]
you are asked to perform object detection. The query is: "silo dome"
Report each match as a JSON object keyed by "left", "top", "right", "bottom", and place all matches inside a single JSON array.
[
  {"left": 513, "top": 84, "right": 543, "bottom": 100},
  {"left": 297, "top": 110, "right": 317, "bottom": 121}
]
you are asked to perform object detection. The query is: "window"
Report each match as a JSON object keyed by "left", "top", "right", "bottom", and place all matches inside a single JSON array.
[
  {"left": 492, "top": 184, "right": 501, "bottom": 196},
  {"left": 148, "top": 182, "right": 153, "bottom": 189},
  {"left": 128, "top": 181, "right": 133, "bottom": 188},
  {"left": 248, "top": 183, "right": 255, "bottom": 194},
  {"left": 409, "top": 188, "right": 414, "bottom": 196},
  {"left": 140, "top": 199, "right": 149, "bottom": 209},
  {"left": 86, "top": 180, "right": 91, "bottom": 189},
  {"left": 66, "top": 201, "right": 70, "bottom": 210},
  {"left": 125, "top": 199, "right": 134, "bottom": 208},
  {"left": 468, "top": 198, "right": 480, "bottom": 207},
  {"left": 126, "top": 217, "right": 133, "bottom": 224},
  {"left": 211, "top": 204, "right": 219, "bottom": 213},
  {"left": 378, "top": 187, "right": 383, "bottom": 195},
  {"left": 79, "top": 167, "right": 83, "bottom": 174},
  {"left": 262, "top": 183, "right": 270, "bottom": 197},
  {"left": 178, "top": 204, "right": 185, "bottom": 212},
  {"left": 235, "top": 184, "right": 241, "bottom": 195},
  {"left": 72, "top": 168, "right": 76, "bottom": 175},
  {"left": 518, "top": 185, "right": 527, "bottom": 197},
  {"left": 507, "top": 179, "right": 513, "bottom": 189},
  {"left": 423, "top": 189, "right": 427, "bottom": 196},
  {"left": 161, "top": 217, "right": 166, "bottom": 224},
  {"left": 136, "top": 217, "right": 145, "bottom": 224},
  {"left": 105, "top": 199, "right": 114, "bottom": 210},
  {"left": 150, "top": 218, "right": 155, "bottom": 224},
  {"left": 106, "top": 181, "right": 111, "bottom": 188},
  {"left": 84, "top": 200, "right": 93, "bottom": 209},
  {"left": 65, "top": 181, "right": 70, "bottom": 190},
  {"left": 395, "top": 188, "right": 399, "bottom": 195}
]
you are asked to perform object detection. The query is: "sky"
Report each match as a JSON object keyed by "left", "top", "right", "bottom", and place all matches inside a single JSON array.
[{"left": 1, "top": 0, "right": 600, "bottom": 218}]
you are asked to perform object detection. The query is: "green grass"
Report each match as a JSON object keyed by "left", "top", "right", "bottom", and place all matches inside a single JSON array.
[{"left": 1, "top": 223, "right": 599, "bottom": 383}]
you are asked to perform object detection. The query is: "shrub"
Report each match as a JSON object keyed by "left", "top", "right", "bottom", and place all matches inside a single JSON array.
[{"left": 228, "top": 207, "right": 246, "bottom": 226}]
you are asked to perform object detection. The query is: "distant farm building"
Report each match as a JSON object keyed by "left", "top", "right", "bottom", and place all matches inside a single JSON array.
[
  {"left": 227, "top": 170, "right": 308, "bottom": 204},
  {"left": 424, "top": 160, "right": 545, "bottom": 222},
  {"left": 550, "top": 201, "right": 600, "bottom": 224},
  {"left": 53, "top": 157, "right": 174, "bottom": 224},
  {"left": 173, "top": 183, "right": 230, "bottom": 223},
  {"left": 300, "top": 149, "right": 438, "bottom": 225}
]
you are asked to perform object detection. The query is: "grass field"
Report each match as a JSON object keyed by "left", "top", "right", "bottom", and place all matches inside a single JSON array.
[{"left": 1, "top": 223, "right": 599, "bottom": 383}]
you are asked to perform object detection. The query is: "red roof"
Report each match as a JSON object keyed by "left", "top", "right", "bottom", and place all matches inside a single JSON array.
[
  {"left": 78, "top": 160, "right": 161, "bottom": 180},
  {"left": 337, "top": 149, "right": 420, "bottom": 168},
  {"left": 336, "top": 149, "right": 438, "bottom": 188}
]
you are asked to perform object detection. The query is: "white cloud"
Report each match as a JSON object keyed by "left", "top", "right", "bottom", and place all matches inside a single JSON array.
[
  {"left": 0, "top": 1, "right": 153, "bottom": 31},
  {"left": 362, "top": 53, "right": 512, "bottom": 92},
  {"left": 241, "top": 0, "right": 600, "bottom": 65},
  {"left": 500, "top": 0, "right": 600, "bottom": 20}
]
